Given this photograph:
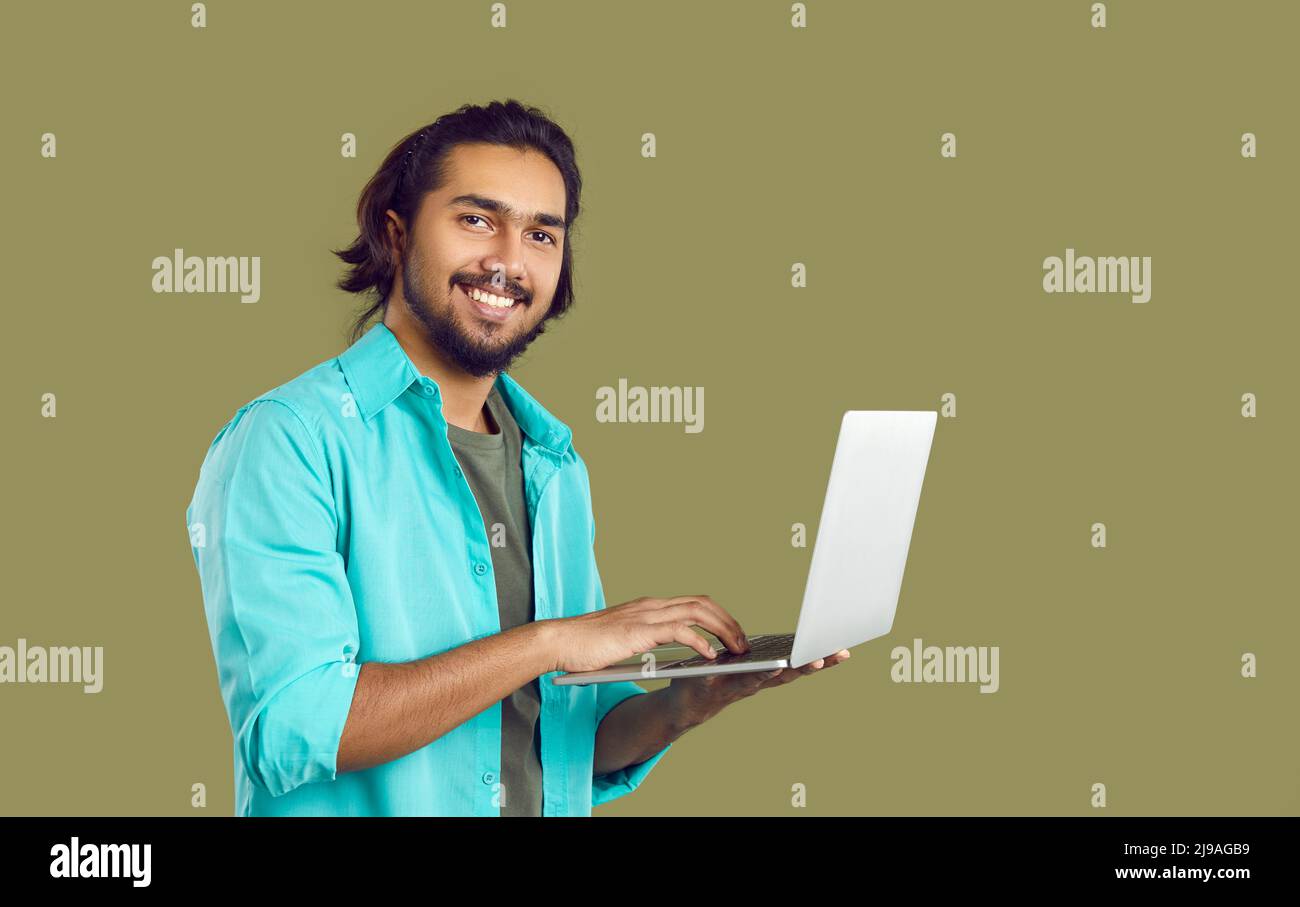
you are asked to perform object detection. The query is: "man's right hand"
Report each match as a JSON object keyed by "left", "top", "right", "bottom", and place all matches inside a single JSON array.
[{"left": 543, "top": 595, "right": 750, "bottom": 673}]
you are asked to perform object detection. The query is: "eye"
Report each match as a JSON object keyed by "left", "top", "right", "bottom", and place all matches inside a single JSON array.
[{"left": 461, "top": 215, "right": 555, "bottom": 246}]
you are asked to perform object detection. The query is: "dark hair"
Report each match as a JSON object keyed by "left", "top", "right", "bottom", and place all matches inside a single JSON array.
[{"left": 332, "top": 99, "right": 583, "bottom": 345}]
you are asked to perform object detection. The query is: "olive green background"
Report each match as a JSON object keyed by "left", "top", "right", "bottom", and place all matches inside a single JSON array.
[{"left": 2, "top": 0, "right": 1295, "bottom": 816}]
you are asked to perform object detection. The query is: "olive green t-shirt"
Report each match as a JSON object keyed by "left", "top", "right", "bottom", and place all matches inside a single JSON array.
[{"left": 444, "top": 386, "right": 543, "bottom": 817}]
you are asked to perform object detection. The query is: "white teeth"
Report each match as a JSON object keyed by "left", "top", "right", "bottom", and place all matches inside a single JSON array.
[{"left": 467, "top": 286, "right": 515, "bottom": 308}]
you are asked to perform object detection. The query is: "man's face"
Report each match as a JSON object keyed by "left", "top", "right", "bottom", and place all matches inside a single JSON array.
[{"left": 392, "top": 142, "right": 567, "bottom": 378}]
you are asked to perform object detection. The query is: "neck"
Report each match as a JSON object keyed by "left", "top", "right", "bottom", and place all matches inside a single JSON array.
[{"left": 382, "top": 305, "right": 497, "bottom": 433}]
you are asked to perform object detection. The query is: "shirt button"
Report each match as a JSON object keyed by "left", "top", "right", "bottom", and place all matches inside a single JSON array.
[
  {"left": 482, "top": 771, "right": 496, "bottom": 785},
  {"left": 473, "top": 562, "right": 488, "bottom": 576},
  {"left": 453, "top": 466, "right": 462, "bottom": 477},
  {"left": 422, "top": 385, "right": 435, "bottom": 397}
]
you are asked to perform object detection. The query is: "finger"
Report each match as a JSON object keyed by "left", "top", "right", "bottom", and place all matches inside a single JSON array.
[
  {"left": 769, "top": 652, "right": 848, "bottom": 684},
  {"left": 654, "top": 600, "right": 747, "bottom": 654},
  {"left": 813, "top": 650, "right": 850, "bottom": 670},
  {"left": 672, "top": 595, "right": 749, "bottom": 653},
  {"left": 662, "top": 622, "right": 717, "bottom": 660},
  {"left": 654, "top": 599, "right": 746, "bottom": 653},
  {"left": 773, "top": 653, "right": 847, "bottom": 685}
]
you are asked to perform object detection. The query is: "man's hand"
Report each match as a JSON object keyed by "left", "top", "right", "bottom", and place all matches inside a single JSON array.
[
  {"left": 575, "top": 595, "right": 850, "bottom": 777},
  {"left": 544, "top": 594, "right": 748, "bottom": 674},
  {"left": 663, "top": 649, "right": 851, "bottom": 730}
]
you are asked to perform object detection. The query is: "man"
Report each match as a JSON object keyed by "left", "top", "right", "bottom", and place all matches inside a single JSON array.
[{"left": 185, "top": 99, "right": 848, "bottom": 817}]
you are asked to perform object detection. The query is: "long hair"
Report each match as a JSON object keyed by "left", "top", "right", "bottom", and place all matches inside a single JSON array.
[{"left": 333, "top": 99, "right": 583, "bottom": 345}]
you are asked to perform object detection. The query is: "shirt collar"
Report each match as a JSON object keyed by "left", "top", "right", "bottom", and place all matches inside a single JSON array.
[{"left": 338, "top": 321, "right": 574, "bottom": 457}]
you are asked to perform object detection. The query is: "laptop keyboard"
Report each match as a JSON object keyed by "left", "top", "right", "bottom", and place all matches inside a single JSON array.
[{"left": 662, "top": 633, "right": 794, "bottom": 670}]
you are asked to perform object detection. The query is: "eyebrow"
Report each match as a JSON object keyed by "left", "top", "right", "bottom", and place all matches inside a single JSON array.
[{"left": 448, "top": 194, "right": 567, "bottom": 232}]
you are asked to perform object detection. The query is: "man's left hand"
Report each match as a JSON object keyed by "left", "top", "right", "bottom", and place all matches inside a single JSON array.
[{"left": 663, "top": 648, "right": 851, "bottom": 731}]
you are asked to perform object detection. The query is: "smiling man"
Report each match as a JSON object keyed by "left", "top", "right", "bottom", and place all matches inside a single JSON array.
[{"left": 185, "top": 99, "right": 846, "bottom": 817}]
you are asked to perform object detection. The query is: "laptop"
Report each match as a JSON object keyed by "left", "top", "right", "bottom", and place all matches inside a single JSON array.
[{"left": 551, "top": 410, "right": 938, "bottom": 686}]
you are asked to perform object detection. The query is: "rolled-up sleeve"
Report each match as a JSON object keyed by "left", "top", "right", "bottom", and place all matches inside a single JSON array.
[
  {"left": 591, "top": 680, "right": 672, "bottom": 807},
  {"left": 186, "top": 398, "right": 361, "bottom": 799}
]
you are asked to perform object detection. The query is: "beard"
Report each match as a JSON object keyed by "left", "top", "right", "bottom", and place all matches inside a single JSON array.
[{"left": 400, "top": 246, "right": 551, "bottom": 379}]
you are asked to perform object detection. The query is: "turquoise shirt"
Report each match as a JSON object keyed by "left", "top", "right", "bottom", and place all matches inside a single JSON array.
[{"left": 185, "top": 322, "right": 669, "bottom": 816}]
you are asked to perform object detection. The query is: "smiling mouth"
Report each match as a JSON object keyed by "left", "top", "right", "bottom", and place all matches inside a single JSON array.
[
  {"left": 458, "top": 283, "right": 525, "bottom": 307},
  {"left": 457, "top": 283, "right": 524, "bottom": 322}
]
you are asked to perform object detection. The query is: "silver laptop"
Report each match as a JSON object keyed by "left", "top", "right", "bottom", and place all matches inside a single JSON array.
[{"left": 551, "top": 410, "right": 938, "bottom": 686}]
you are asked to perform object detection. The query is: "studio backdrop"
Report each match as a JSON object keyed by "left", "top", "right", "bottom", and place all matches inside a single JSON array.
[{"left": 3, "top": 0, "right": 1296, "bottom": 816}]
